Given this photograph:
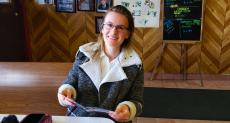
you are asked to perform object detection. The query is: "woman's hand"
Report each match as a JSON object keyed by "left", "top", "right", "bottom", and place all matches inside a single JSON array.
[
  {"left": 57, "top": 88, "right": 76, "bottom": 107},
  {"left": 109, "top": 104, "right": 130, "bottom": 122}
]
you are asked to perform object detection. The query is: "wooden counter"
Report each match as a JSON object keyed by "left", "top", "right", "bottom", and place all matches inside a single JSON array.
[{"left": 0, "top": 62, "right": 73, "bottom": 115}]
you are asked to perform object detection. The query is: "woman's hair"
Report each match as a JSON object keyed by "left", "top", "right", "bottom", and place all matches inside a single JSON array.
[{"left": 97, "top": 5, "right": 134, "bottom": 51}]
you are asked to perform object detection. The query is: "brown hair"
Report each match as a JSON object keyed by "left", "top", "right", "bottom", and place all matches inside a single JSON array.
[{"left": 98, "top": 5, "right": 134, "bottom": 51}]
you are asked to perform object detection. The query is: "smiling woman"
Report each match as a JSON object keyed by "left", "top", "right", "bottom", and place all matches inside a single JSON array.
[{"left": 57, "top": 5, "right": 143, "bottom": 123}]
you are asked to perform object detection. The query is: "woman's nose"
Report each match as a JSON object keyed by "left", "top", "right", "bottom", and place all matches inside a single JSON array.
[{"left": 110, "top": 27, "right": 118, "bottom": 33}]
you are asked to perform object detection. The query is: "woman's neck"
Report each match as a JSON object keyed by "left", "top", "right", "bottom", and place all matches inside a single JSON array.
[{"left": 104, "top": 47, "right": 121, "bottom": 62}]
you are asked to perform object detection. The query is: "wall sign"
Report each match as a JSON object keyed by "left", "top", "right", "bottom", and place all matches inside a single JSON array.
[
  {"left": 96, "top": 0, "right": 112, "bottom": 13},
  {"left": 56, "top": 0, "right": 76, "bottom": 13},
  {"left": 163, "top": 0, "right": 204, "bottom": 42},
  {"left": 0, "top": 0, "right": 11, "bottom": 4},
  {"left": 36, "top": 0, "right": 53, "bottom": 4},
  {"left": 114, "top": 0, "right": 161, "bottom": 28},
  {"left": 77, "top": 0, "right": 95, "bottom": 11}
]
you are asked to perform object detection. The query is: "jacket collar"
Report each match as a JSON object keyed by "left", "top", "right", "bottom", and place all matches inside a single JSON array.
[{"left": 79, "top": 42, "right": 142, "bottom": 90}]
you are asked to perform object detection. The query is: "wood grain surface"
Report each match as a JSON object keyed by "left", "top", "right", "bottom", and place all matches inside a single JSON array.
[{"left": 0, "top": 62, "right": 72, "bottom": 115}]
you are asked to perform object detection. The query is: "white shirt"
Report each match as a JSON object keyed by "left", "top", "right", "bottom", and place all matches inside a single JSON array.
[{"left": 100, "top": 51, "right": 119, "bottom": 80}]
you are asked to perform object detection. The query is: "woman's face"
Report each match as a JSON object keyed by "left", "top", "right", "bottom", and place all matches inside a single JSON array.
[{"left": 101, "top": 12, "right": 130, "bottom": 51}]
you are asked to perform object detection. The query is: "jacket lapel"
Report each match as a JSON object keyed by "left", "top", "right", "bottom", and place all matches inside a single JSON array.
[
  {"left": 80, "top": 59, "right": 101, "bottom": 90},
  {"left": 100, "top": 62, "right": 127, "bottom": 86}
]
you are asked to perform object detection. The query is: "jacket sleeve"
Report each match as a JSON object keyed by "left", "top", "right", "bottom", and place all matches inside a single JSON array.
[
  {"left": 62, "top": 51, "right": 87, "bottom": 90},
  {"left": 57, "top": 51, "right": 81, "bottom": 101},
  {"left": 126, "top": 65, "right": 144, "bottom": 117}
]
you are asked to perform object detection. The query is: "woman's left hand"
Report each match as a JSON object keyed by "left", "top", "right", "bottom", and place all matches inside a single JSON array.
[{"left": 108, "top": 104, "right": 130, "bottom": 122}]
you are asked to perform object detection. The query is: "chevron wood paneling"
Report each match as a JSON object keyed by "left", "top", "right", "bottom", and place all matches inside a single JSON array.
[
  {"left": 49, "top": 8, "right": 72, "bottom": 62},
  {"left": 220, "top": 0, "right": 230, "bottom": 74},
  {"left": 131, "top": 28, "right": 144, "bottom": 59},
  {"left": 22, "top": 0, "right": 230, "bottom": 74},
  {"left": 85, "top": 12, "right": 98, "bottom": 42},
  {"left": 187, "top": 44, "right": 202, "bottom": 73},
  {"left": 30, "top": 2, "right": 51, "bottom": 61},
  {"left": 69, "top": 12, "right": 88, "bottom": 58},
  {"left": 142, "top": 0, "right": 163, "bottom": 72},
  {"left": 202, "top": 0, "right": 227, "bottom": 74},
  {"left": 143, "top": 28, "right": 162, "bottom": 72}
]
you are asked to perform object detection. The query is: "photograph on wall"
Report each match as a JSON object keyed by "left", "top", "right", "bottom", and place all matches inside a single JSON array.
[
  {"left": 36, "top": 0, "right": 53, "bottom": 4},
  {"left": 96, "top": 0, "right": 113, "bottom": 13},
  {"left": 0, "top": 0, "right": 10, "bottom": 3},
  {"left": 95, "top": 16, "right": 104, "bottom": 33},
  {"left": 77, "top": 0, "right": 95, "bottom": 11},
  {"left": 56, "top": 0, "right": 76, "bottom": 13},
  {"left": 114, "top": 0, "right": 160, "bottom": 27}
]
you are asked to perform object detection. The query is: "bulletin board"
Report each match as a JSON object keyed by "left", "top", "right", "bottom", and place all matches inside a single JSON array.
[
  {"left": 114, "top": 0, "right": 161, "bottom": 27},
  {"left": 163, "top": 0, "right": 205, "bottom": 43}
]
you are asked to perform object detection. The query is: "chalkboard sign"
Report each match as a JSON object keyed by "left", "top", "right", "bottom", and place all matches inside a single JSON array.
[{"left": 163, "top": 0, "right": 204, "bottom": 42}]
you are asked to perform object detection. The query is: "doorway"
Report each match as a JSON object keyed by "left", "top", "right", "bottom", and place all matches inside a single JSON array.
[{"left": 0, "top": 0, "right": 28, "bottom": 61}]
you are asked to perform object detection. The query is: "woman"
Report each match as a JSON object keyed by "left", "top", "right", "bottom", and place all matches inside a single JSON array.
[{"left": 57, "top": 5, "right": 144, "bottom": 123}]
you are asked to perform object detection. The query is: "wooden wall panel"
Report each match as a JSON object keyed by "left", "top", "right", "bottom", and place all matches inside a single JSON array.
[
  {"left": 143, "top": 28, "right": 162, "bottom": 72},
  {"left": 220, "top": 0, "right": 230, "bottom": 74},
  {"left": 22, "top": 0, "right": 230, "bottom": 74},
  {"left": 142, "top": 0, "right": 163, "bottom": 72},
  {"left": 49, "top": 9, "right": 72, "bottom": 62},
  {"left": 30, "top": 3, "right": 51, "bottom": 61},
  {"left": 187, "top": 44, "right": 202, "bottom": 73},
  {"left": 202, "top": 0, "right": 227, "bottom": 74},
  {"left": 131, "top": 28, "right": 144, "bottom": 59}
]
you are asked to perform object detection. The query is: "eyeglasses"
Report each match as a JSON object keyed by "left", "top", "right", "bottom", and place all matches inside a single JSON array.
[{"left": 102, "top": 23, "right": 129, "bottom": 32}]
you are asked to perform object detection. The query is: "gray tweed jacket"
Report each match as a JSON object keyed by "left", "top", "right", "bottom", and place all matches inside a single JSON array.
[{"left": 60, "top": 42, "right": 144, "bottom": 123}]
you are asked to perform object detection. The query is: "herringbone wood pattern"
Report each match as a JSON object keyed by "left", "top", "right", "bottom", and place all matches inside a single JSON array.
[
  {"left": 22, "top": 0, "right": 230, "bottom": 74},
  {"left": 220, "top": 0, "right": 230, "bottom": 74},
  {"left": 201, "top": 0, "right": 227, "bottom": 74}
]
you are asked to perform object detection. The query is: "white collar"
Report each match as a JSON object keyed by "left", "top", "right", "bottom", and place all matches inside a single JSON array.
[
  {"left": 79, "top": 42, "right": 142, "bottom": 66},
  {"left": 79, "top": 42, "right": 142, "bottom": 90}
]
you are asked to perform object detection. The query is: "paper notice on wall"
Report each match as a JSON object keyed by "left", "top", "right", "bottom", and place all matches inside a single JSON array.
[
  {"left": 36, "top": 0, "right": 53, "bottom": 4},
  {"left": 0, "top": 0, "right": 10, "bottom": 3},
  {"left": 114, "top": 0, "right": 161, "bottom": 28}
]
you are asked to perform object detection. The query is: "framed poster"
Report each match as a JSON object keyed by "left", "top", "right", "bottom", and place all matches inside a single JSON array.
[
  {"left": 95, "top": 16, "right": 104, "bottom": 33},
  {"left": 163, "top": 0, "right": 205, "bottom": 43},
  {"left": 77, "top": 0, "right": 95, "bottom": 11},
  {"left": 114, "top": 0, "right": 161, "bottom": 27},
  {"left": 0, "top": 0, "right": 11, "bottom": 4},
  {"left": 36, "top": 0, "right": 53, "bottom": 4},
  {"left": 96, "top": 0, "right": 113, "bottom": 13},
  {"left": 56, "top": 0, "right": 76, "bottom": 13}
]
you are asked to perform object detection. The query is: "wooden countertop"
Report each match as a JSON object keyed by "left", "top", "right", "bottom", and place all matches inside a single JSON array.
[{"left": 0, "top": 62, "right": 73, "bottom": 115}]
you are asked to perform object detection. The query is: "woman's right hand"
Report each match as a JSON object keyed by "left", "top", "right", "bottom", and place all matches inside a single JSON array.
[{"left": 57, "top": 88, "right": 76, "bottom": 107}]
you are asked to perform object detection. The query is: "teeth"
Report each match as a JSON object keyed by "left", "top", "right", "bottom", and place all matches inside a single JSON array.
[
  {"left": 108, "top": 36, "right": 117, "bottom": 40},
  {"left": 110, "top": 38, "right": 117, "bottom": 40}
]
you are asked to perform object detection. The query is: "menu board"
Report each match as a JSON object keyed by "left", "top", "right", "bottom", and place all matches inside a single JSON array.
[{"left": 163, "top": 0, "right": 203, "bottom": 42}]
